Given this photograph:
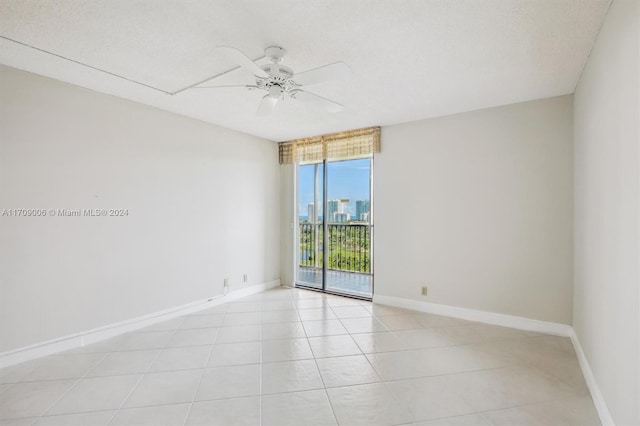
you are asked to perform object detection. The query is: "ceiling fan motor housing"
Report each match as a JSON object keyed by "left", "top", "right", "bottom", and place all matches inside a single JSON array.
[{"left": 258, "top": 63, "right": 296, "bottom": 98}]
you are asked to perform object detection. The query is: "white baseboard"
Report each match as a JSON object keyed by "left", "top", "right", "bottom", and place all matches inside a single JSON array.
[
  {"left": 373, "top": 294, "right": 614, "bottom": 426},
  {"left": 0, "top": 279, "right": 280, "bottom": 370},
  {"left": 569, "top": 329, "right": 615, "bottom": 426},
  {"left": 373, "top": 294, "right": 572, "bottom": 336}
]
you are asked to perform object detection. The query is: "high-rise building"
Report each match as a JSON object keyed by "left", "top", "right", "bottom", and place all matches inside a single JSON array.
[
  {"left": 307, "top": 203, "right": 316, "bottom": 222},
  {"left": 356, "top": 200, "right": 370, "bottom": 221},
  {"left": 326, "top": 200, "right": 338, "bottom": 222},
  {"left": 327, "top": 199, "right": 349, "bottom": 222}
]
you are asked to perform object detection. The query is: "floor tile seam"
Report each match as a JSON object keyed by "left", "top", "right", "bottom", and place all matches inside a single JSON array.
[
  {"left": 134, "top": 361, "right": 214, "bottom": 376},
  {"left": 12, "top": 370, "right": 150, "bottom": 387},
  {"left": 405, "top": 394, "right": 578, "bottom": 425},
  {"left": 322, "top": 377, "right": 383, "bottom": 390},
  {"left": 51, "top": 347, "right": 140, "bottom": 356},
  {"left": 79, "top": 340, "right": 208, "bottom": 353},
  {"left": 511, "top": 346, "right": 585, "bottom": 363},
  {"left": 311, "top": 348, "right": 380, "bottom": 362},
  {"left": 180, "top": 329, "right": 220, "bottom": 426},
  {"left": 262, "top": 351, "right": 315, "bottom": 364},
  {"left": 375, "top": 317, "right": 564, "bottom": 338},
  {"left": 35, "top": 350, "right": 111, "bottom": 419},
  {"left": 373, "top": 314, "right": 484, "bottom": 330},
  {"left": 107, "top": 329, "right": 178, "bottom": 425},
  {"left": 330, "top": 310, "right": 354, "bottom": 340},
  {"left": 378, "top": 374, "right": 420, "bottom": 424},
  {"left": 516, "top": 362, "right": 591, "bottom": 397},
  {"left": 356, "top": 348, "right": 385, "bottom": 386},
  {"left": 260, "top": 333, "right": 307, "bottom": 342},
  {"left": 8, "top": 352, "right": 109, "bottom": 385},
  {"left": 378, "top": 365, "right": 513, "bottom": 385},
  {"left": 10, "top": 408, "right": 115, "bottom": 426},
  {"left": 0, "top": 412, "right": 40, "bottom": 423},
  {"left": 261, "top": 384, "right": 325, "bottom": 397},
  {"left": 350, "top": 336, "right": 543, "bottom": 354},
  {"left": 425, "top": 392, "right": 598, "bottom": 423},
  {"left": 308, "top": 342, "right": 340, "bottom": 426},
  {"left": 0, "top": 383, "right": 18, "bottom": 400},
  {"left": 15, "top": 377, "right": 80, "bottom": 420},
  {"left": 38, "top": 403, "right": 189, "bottom": 423},
  {"left": 298, "top": 306, "right": 312, "bottom": 342},
  {"left": 381, "top": 369, "right": 589, "bottom": 417},
  {"left": 356, "top": 339, "right": 518, "bottom": 356},
  {"left": 0, "top": 366, "right": 36, "bottom": 386},
  {"left": 18, "top": 350, "right": 107, "bottom": 382},
  {"left": 371, "top": 323, "right": 483, "bottom": 333},
  {"left": 365, "top": 364, "right": 519, "bottom": 384}
]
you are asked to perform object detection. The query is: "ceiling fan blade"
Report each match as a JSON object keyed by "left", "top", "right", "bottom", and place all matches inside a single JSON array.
[
  {"left": 257, "top": 95, "right": 278, "bottom": 116},
  {"left": 217, "top": 46, "right": 269, "bottom": 78},
  {"left": 191, "top": 85, "right": 258, "bottom": 90},
  {"left": 292, "top": 62, "right": 351, "bottom": 86},
  {"left": 291, "top": 90, "right": 344, "bottom": 113}
]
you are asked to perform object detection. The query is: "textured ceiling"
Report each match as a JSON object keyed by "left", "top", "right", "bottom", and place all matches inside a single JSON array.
[{"left": 0, "top": 0, "right": 610, "bottom": 141}]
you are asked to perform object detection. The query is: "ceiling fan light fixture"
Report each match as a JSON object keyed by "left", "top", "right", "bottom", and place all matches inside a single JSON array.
[{"left": 268, "top": 85, "right": 283, "bottom": 99}]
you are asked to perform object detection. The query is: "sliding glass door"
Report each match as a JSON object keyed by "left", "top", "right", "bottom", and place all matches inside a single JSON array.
[
  {"left": 296, "top": 158, "right": 373, "bottom": 299},
  {"left": 297, "top": 163, "right": 324, "bottom": 290}
]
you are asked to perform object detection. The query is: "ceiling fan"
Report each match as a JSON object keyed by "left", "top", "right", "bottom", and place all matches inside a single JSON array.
[{"left": 190, "top": 46, "right": 350, "bottom": 116}]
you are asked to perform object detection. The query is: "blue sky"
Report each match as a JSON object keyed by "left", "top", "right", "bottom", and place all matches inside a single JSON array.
[{"left": 299, "top": 158, "right": 371, "bottom": 218}]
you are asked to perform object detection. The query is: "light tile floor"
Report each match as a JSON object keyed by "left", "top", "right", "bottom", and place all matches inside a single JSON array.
[{"left": 0, "top": 287, "right": 600, "bottom": 426}]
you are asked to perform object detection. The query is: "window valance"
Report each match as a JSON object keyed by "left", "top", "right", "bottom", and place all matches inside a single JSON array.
[{"left": 278, "top": 126, "right": 380, "bottom": 164}]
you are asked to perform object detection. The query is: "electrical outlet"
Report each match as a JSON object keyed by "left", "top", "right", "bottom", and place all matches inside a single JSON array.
[
  {"left": 224, "top": 278, "right": 229, "bottom": 288},
  {"left": 243, "top": 273, "right": 248, "bottom": 283},
  {"left": 421, "top": 286, "right": 428, "bottom": 296}
]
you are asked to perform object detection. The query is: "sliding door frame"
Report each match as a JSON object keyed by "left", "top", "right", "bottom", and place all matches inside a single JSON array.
[{"left": 294, "top": 156, "right": 374, "bottom": 301}]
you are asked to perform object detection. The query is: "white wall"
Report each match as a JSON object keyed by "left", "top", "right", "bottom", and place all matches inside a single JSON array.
[
  {"left": 375, "top": 96, "right": 574, "bottom": 324},
  {"left": 573, "top": 0, "right": 640, "bottom": 424},
  {"left": 0, "top": 66, "right": 280, "bottom": 353},
  {"left": 279, "top": 164, "right": 295, "bottom": 287}
]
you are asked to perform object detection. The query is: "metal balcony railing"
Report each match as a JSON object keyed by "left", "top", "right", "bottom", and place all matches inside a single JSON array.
[{"left": 299, "top": 222, "right": 371, "bottom": 274}]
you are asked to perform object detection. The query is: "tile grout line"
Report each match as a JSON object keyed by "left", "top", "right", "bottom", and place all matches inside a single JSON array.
[
  {"left": 413, "top": 392, "right": 596, "bottom": 425},
  {"left": 180, "top": 315, "right": 223, "bottom": 426},
  {"left": 34, "top": 351, "right": 110, "bottom": 421},
  {"left": 105, "top": 328, "right": 179, "bottom": 426},
  {"left": 314, "top": 301, "right": 342, "bottom": 426},
  {"left": 342, "top": 298, "right": 418, "bottom": 424}
]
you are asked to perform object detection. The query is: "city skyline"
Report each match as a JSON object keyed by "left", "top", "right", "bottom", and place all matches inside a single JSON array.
[{"left": 298, "top": 158, "right": 371, "bottom": 221}]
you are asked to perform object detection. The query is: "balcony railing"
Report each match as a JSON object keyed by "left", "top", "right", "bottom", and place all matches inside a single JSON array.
[{"left": 299, "top": 223, "right": 371, "bottom": 274}]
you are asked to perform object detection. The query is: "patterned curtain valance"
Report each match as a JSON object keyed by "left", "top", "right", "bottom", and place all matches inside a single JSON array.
[{"left": 278, "top": 126, "right": 380, "bottom": 164}]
